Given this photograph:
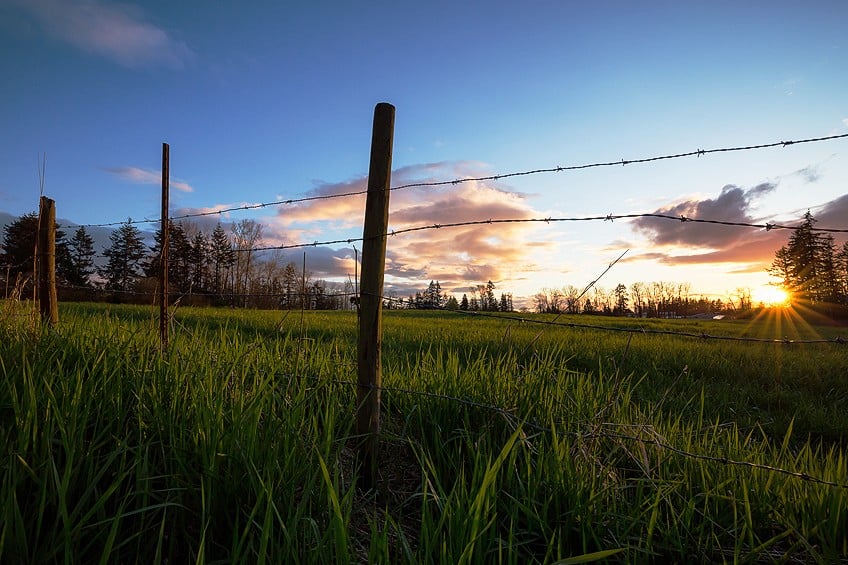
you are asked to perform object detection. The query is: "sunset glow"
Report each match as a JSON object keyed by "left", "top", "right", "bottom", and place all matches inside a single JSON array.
[
  {"left": 753, "top": 285, "right": 790, "bottom": 307},
  {"left": 0, "top": 2, "right": 846, "bottom": 302}
]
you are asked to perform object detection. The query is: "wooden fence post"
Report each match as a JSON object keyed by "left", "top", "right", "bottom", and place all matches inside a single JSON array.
[
  {"left": 37, "top": 196, "right": 59, "bottom": 326},
  {"left": 160, "top": 143, "right": 170, "bottom": 350},
  {"left": 356, "top": 102, "right": 395, "bottom": 490}
]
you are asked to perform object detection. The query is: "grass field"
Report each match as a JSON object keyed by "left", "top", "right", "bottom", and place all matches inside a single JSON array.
[{"left": 1, "top": 301, "right": 846, "bottom": 563}]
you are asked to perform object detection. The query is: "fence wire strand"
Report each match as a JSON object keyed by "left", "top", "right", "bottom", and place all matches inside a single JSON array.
[
  {"left": 228, "top": 211, "right": 847, "bottom": 253},
  {"left": 61, "top": 131, "right": 848, "bottom": 229}
]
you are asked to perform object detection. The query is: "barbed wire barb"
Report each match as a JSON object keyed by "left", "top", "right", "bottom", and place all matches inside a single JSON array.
[{"left": 59, "top": 131, "right": 848, "bottom": 230}]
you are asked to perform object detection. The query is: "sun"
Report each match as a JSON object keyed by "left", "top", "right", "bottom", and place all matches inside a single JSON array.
[{"left": 753, "top": 285, "right": 790, "bottom": 307}]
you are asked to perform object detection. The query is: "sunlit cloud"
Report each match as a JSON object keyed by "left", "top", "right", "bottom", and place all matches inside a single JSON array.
[
  {"left": 628, "top": 183, "right": 848, "bottom": 269},
  {"left": 104, "top": 167, "right": 193, "bottom": 193},
  {"left": 631, "top": 183, "right": 776, "bottom": 249},
  {"left": 8, "top": 0, "right": 194, "bottom": 69},
  {"left": 269, "top": 161, "right": 553, "bottom": 293}
]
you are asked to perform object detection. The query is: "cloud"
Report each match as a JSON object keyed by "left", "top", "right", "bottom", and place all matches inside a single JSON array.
[
  {"left": 792, "top": 165, "right": 821, "bottom": 184},
  {"left": 258, "top": 161, "right": 551, "bottom": 293},
  {"left": 628, "top": 182, "right": 783, "bottom": 268},
  {"left": 631, "top": 183, "right": 776, "bottom": 248},
  {"left": 815, "top": 193, "right": 848, "bottom": 229},
  {"left": 104, "top": 166, "right": 193, "bottom": 192},
  {"left": 9, "top": 0, "right": 194, "bottom": 69},
  {"left": 628, "top": 184, "right": 848, "bottom": 269}
]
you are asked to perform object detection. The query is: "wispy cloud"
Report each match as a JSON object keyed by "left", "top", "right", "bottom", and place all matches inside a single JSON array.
[
  {"left": 9, "top": 0, "right": 194, "bottom": 69},
  {"left": 104, "top": 166, "right": 193, "bottom": 192}
]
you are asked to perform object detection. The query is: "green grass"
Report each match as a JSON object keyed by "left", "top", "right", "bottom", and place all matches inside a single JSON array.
[{"left": 1, "top": 302, "right": 846, "bottom": 562}]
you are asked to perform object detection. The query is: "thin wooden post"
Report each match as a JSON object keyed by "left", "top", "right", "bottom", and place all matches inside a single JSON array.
[
  {"left": 356, "top": 102, "right": 394, "bottom": 490},
  {"left": 37, "top": 196, "right": 58, "bottom": 325},
  {"left": 160, "top": 143, "right": 170, "bottom": 350}
]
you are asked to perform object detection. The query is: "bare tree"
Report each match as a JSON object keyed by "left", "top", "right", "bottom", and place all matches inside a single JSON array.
[
  {"left": 630, "top": 282, "right": 645, "bottom": 317},
  {"left": 231, "top": 219, "right": 263, "bottom": 306}
]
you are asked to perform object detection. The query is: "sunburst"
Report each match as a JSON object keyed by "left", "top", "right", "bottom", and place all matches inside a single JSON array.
[{"left": 752, "top": 285, "right": 790, "bottom": 307}]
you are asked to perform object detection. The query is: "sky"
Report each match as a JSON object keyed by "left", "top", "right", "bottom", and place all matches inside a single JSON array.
[{"left": 1, "top": 0, "right": 847, "bottom": 306}]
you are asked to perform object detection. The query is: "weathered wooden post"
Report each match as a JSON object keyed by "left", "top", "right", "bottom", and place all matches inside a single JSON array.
[
  {"left": 37, "top": 196, "right": 58, "bottom": 325},
  {"left": 160, "top": 143, "right": 170, "bottom": 350},
  {"left": 356, "top": 103, "right": 394, "bottom": 490}
]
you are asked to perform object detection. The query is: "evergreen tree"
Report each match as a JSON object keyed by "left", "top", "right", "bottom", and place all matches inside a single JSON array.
[
  {"left": 66, "top": 226, "right": 96, "bottom": 286},
  {"left": 189, "top": 231, "right": 209, "bottom": 292},
  {"left": 1, "top": 212, "right": 71, "bottom": 282},
  {"left": 100, "top": 219, "right": 146, "bottom": 292},
  {"left": 484, "top": 280, "right": 496, "bottom": 311},
  {"left": 209, "top": 223, "right": 234, "bottom": 295},
  {"left": 770, "top": 211, "right": 840, "bottom": 304},
  {"left": 171, "top": 222, "right": 193, "bottom": 293},
  {"left": 281, "top": 261, "right": 299, "bottom": 309},
  {"left": 837, "top": 241, "right": 848, "bottom": 304},
  {"left": 1, "top": 212, "right": 39, "bottom": 276},
  {"left": 768, "top": 245, "right": 793, "bottom": 290},
  {"left": 613, "top": 283, "right": 629, "bottom": 314},
  {"left": 460, "top": 294, "right": 469, "bottom": 311},
  {"left": 145, "top": 221, "right": 194, "bottom": 293},
  {"left": 423, "top": 280, "right": 443, "bottom": 308}
]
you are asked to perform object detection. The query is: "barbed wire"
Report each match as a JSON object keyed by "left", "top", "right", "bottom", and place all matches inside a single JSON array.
[
  {"left": 388, "top": 133, "right": 848, "bottom": 191},
  {"left": 231, "top": 211, "right": 847, "bottom": 253},
  {"left": 18, "top": 211, "right": 848, "bottom": 263},
  {"left": 58, "top": 131, "right": 848, "bottom": 229}
]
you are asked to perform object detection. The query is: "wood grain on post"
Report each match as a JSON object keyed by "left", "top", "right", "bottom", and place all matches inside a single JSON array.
[
  {"left": 356, "top": 103, "right": 395, "bottom": 490},
  {"left": 37, "top": 196, "right": 59, "bottom": 325},
  {"left": 160, "top": 143, "right": 170, "bottom": 350}
]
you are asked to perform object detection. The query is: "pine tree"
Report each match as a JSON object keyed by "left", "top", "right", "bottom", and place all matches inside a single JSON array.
[
  {"left": 189, "top": 231, "right": 209, "bottom": 292},
  {"left": 100, "top": 220, "right": 146, "bottom": 292},
  {"left": 613, "top": 283, "right": 629, "bottom": 314},
  {"left": 1, "top": 212, "right": 71, "bottom": 282},
  {"left": 209, "top": 223, "right": 234, "bottom": 295},
  {"left": 460, "top": 294, "right": 469, "bottom": 310},
  {"left": 484, "top": 280, "right": 496, "bottom": 311},
  {"left": 1, "top": 212, "right": 39, "bottom": 277},
  {"left": 424, "top": 280, "right": 443, "bottom": 308},
  {"left": 770, "top": 211, "right": 840, "bottom": 304},
  {"left": 281, "top": 261, "right": 299, "bottom": 309},
  {"left": 66, "top": 226, "right": 96, "bottom": 286},
  {"left": 837, "top": 241, "right": 848, "bottom": 304}
]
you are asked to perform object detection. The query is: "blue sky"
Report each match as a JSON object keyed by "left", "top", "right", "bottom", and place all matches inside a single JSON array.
[{"left": 1, "top": 0, "right": 846, "bottom": 304}]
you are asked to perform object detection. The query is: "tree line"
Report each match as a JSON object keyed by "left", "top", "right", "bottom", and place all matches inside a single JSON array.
[
  {"left": 0, "top": 215, "right": 355, "bottom": 310},
  {"left": 3, "top": 209, "right": 845, "bottom": 316},
  {"left": 530, "top": 281, "right": 734, "bottom": 317},
  {"left": 390, "top": 280, "right": 514, "bottom": 312}
]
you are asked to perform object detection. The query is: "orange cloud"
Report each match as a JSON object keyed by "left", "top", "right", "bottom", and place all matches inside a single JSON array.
[{"left": 267, "top": 162, "right": 551, "bottom": 293}]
